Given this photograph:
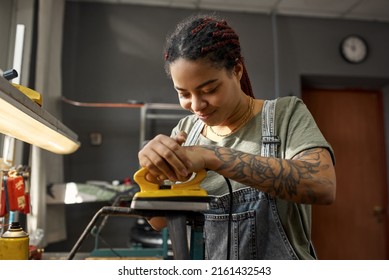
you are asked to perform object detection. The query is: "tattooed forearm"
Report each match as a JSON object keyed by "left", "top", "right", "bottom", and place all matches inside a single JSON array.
[{"left": 202, "top": 146, "right": 332, "bottom": 203}]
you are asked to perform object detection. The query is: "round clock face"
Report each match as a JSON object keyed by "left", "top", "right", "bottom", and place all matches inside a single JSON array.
[{"left": 340, "top": 35, "right": 368, "bottom": 64}]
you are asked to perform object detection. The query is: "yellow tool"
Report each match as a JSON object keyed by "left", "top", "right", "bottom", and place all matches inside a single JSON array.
[
  {"left": 131, "top": 168, "right": 210, "bottom": 211},
  {"left": 12, "top": 83, "right": 43, "bottom": 106}
]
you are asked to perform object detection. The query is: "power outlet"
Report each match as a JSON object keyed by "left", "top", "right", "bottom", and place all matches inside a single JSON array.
[{"left": 89, "top": 132, "right": 103, "bottom": 146}]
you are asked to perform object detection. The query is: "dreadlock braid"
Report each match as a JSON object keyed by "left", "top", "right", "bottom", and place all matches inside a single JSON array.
[{"left": 164, "top": 14, "right": 254, "bottom": 98}]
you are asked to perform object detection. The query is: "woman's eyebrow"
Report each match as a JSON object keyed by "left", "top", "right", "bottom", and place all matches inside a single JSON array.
[{"left": 174, "top": 79, "right": 218, "bottom": 91}]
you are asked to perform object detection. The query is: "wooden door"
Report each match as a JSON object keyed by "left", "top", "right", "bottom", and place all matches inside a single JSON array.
[{"left": 302, "top": 89, "right": 388, "bottom": 260}]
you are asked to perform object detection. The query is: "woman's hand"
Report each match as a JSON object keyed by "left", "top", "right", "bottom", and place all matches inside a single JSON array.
[
  {"left": 181, "top": 146, "right": 208, "bottom": 172},
  {"left": 138, "top": 132, "right": 193, "bottom": 182},
  {"left": 147, "top": 217, "right": 167, "bottom": 231}
]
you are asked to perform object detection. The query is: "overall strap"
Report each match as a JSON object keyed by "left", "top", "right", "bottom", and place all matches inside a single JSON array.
[
  {"left": 184, "top": 118, "right": 204, "bottom": 146},
  {"left": 261, "top": 99, "right": 280, "bottom": 157},
  {"left": 261, "top": 99, "right": 317, "bottom": 259}
]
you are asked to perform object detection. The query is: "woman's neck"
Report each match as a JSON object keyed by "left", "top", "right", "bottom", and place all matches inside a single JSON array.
[{"left": 206, "top": 95, "right": 254, "bottom": 138}]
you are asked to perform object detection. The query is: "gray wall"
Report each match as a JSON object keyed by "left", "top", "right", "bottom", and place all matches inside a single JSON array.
[
  {"left": 278, "top": 16, "right": 389, "bottom": 94},
  {"left": 0, "top": 0, "right": 13, "bottom": 70},
  {"left": 62, "top": 2, "right": 389, "bottom": 184}
]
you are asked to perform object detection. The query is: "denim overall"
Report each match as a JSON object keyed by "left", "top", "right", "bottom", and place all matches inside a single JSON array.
[{"left": 184, "top": 100, "right": 298, "bottom": 260}]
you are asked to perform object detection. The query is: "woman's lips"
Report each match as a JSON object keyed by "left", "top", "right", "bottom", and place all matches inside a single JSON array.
[{"left": 197, "top": 112, "right": 213, "bottom": 121}]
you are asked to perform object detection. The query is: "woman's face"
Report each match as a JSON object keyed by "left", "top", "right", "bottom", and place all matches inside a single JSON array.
[{"left": 169, "top": 58, "right": 244, "bottom": 126}]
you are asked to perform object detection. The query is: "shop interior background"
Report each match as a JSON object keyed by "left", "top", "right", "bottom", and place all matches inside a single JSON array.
[{"left": 0, "top": 0, "right": 388, "bottom": 260}]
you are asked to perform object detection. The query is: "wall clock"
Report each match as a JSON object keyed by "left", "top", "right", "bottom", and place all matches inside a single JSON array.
[{"left": 340, "top": 35, "right": 369, "bottom": 64}]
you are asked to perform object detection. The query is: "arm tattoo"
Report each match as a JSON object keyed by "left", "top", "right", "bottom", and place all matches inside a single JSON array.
[{"left": 203, "top": 146, "right": 332, "bottom": 203}]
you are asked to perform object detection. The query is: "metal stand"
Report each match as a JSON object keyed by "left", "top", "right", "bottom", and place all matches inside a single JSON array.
[
  {"left": 167, "top": 215, "right": 190, "bottom": 260},
  {"left": 67, "top": 206, "right": 205, "bottom": 260}
]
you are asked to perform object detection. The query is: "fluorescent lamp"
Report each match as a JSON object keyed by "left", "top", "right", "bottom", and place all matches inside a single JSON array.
[
  {"left": 12, "top": 24, "right": 25, "bottom": 85},
  {"left": 0, "top": 76, "right": 80, "bottom": 155},
  {"left": 2, "top": 135, "right": 15, "bottom": 166}
]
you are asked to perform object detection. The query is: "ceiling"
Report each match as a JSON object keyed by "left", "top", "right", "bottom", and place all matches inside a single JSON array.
[{"left": 69, "top": 0, "right": 389, "bottom": 23}]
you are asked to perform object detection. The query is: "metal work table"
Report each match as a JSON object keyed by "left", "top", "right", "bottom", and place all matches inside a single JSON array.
[{"left": 66, "top": 206, "right": 208, "bottom": 260}]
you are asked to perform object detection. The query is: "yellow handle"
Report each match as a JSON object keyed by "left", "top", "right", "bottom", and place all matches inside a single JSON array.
[
  {"left": 134, "top": 167, "right": 207, "bottom": 192},
  {"left": 133, "top": 167, "right": 160, "bottom": 192},
  {"left": 172, "top": 169, "right": 207, "bottom": 190}
]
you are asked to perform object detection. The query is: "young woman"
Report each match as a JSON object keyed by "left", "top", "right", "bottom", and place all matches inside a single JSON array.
[{"left": 138, "top": 14, "right": 336, "bottom": 260}]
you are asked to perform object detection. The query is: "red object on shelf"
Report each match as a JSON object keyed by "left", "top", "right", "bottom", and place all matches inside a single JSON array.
[
  {"left": 6, "top": 174, "right": 30, "bottom": 214},
  {"left": 0, "top": 180, "right": 6, "bottom": 217}
]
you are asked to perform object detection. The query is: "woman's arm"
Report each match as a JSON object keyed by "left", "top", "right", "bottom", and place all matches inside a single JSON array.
[
  {"left": 184, "top": 145, "right": 336, "bottom": 205},
  {"left": 144, "top": 146, "right": 335, "bottom": 231}
]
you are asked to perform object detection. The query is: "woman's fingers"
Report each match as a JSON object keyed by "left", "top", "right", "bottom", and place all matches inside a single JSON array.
[
  {"left": 144, "top": 171, "right": 165, "bottom": 184},
  {"left": 139, "top": 134, "right": 191, "bottom": 181},
  {"left": 147, "top": 217, "right": 167, "bottom": 231},
  {"left": 172, "top": 131, "right": 188, "bottom": 145},
  {"left": 139, "top": 148, "right": 177, "bottom": 181}
]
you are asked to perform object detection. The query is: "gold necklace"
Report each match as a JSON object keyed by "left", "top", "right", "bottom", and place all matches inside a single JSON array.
[{"left": 209, "top": 96, "right": 255, "bottom": 137}]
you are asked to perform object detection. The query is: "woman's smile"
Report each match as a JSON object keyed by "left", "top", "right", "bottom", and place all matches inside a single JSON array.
[{"left": 196, "top": 109, "right": 215, "bottom": 122}]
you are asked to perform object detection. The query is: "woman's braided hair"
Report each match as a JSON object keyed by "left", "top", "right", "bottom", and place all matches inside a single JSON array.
[{"left": 164, "top": 14, "right": 254, "bottom": 98}]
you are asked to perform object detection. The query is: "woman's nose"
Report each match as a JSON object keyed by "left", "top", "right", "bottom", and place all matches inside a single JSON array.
[{"left": 191, "top": 96, "right": 206, "bottom": 112}]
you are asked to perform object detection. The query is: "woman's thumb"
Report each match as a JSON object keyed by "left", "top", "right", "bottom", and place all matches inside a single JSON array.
[{"left": 173, "top": 131, "right": 187, "bottom": 144}]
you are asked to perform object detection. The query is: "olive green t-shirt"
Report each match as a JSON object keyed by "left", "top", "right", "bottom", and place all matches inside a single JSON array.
[{"left": 170, "top": 96, "right": 335, "bottom": 259}]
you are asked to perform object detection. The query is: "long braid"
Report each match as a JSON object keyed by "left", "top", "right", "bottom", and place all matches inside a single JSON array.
[
  {"left": 241, "top": 61, "right": 254, "bottom": 98},
  {"left": 164, "top": 15, "right": 254, "bottom": 98}
]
